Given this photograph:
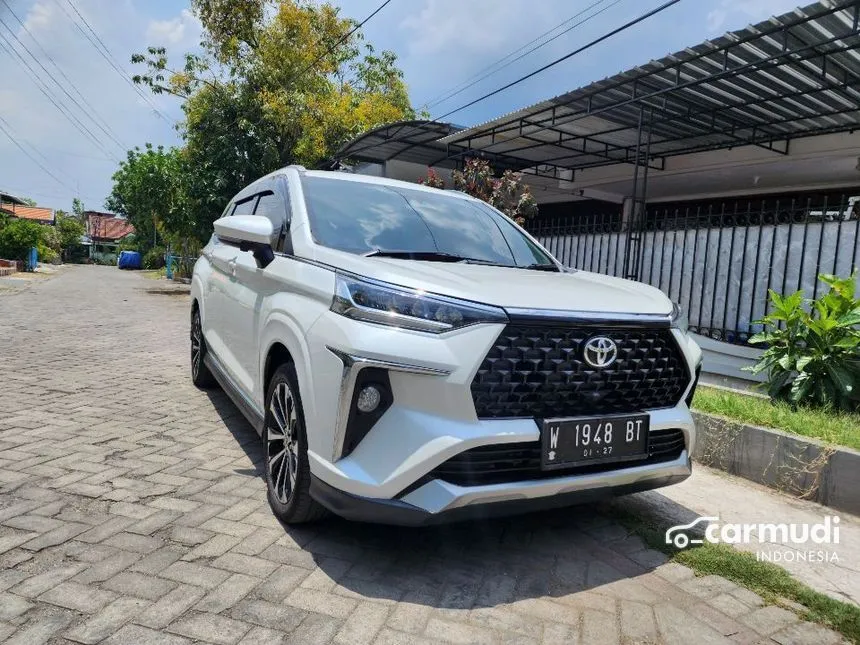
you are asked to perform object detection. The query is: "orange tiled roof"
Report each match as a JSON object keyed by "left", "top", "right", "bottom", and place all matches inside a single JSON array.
[
  {"left": 86, "top": 212, "right": 135, "bottom": 241},
  {"left": 0, "top": 204, "right": 54, "bottom": 223}
]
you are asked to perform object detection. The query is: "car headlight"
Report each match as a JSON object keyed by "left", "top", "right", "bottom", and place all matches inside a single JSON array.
[
  {"left": 331, "top": 273, "right": 508, "bottom": 333},
  {"left": 671, "top": 302, "right": 689, "bottom": 332}
]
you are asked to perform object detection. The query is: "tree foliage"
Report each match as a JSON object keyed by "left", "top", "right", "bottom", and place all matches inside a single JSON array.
[
  {"left": 419, "top": 158, "right": 539, "bottom": 225},
  {"left": 55, "top": 211, "right": 85, "bottom": 254},
  {"left": 128, "top": 0, "right": 415, "bottom": 244},
  {"left": 747, "top": 273, "right": 860, "bottom": 411},
  {"left": 105, "top": 144, "right": 193, "bottom": 251},
  {"left": 0, "top": 218, "right": 44, "bottom": 265}
]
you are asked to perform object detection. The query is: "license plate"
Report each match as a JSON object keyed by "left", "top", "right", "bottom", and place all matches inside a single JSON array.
[{"left": 541, "top": 414, "right": 649, "bottom": 470}]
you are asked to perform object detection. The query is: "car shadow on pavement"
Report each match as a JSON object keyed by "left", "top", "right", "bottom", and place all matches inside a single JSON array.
[{"left": 206, "top": 388, "right": 701, "bottom": 609}]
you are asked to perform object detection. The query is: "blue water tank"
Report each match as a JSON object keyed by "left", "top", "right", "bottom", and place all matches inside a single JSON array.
[{"left": 117, "top": 250, "right": 142, "bottom": 270}]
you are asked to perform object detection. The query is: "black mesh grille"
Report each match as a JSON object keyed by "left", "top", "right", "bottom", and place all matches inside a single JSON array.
[
  {"left": 471, "top": 323, "right": 689, "bottom": 419},
  {"left": 430, "top": 429, "right": 686, "bottom": 486}
]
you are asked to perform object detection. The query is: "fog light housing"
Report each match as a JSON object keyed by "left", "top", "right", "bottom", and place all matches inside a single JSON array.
[{"left": 356, "top": 385, "right": 382, "bottom": 413}]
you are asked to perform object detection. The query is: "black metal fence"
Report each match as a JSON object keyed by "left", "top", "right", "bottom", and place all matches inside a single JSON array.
[{"left": 527, "top": 192, "right": 860, "bottom": 345}]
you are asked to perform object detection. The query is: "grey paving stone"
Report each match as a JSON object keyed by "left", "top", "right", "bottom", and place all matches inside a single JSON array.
[
  {"left": 4, "top": 608, "right": 75, "bottom": 645},
  {"left": 212, "top": 552, "right": 279, "bottom": 578},
  {"left": 134, "top": 585, "right": 206, "bottom": 630},
  {"left": 102, "top": 571, "right": 177, "bottom": 601},
  {"left": 195, "top": 573, "right": 260, "bottom": 613},
  {"left": 238, "top": 625, "right": 286, "bottom": 645},
  {"left": 739, "top": 605, "right": 799, "bottom": 635},
  {"left": 103, "top": 623, "right": 193, "bottom": 645},
  {"left": 283, "top": 612, "right": 342, "bottom": 645},
  {"left": 38, "top": 581, "right": 116, "bottom": 613},
  {"left": 65, "top": 597, "right": 150, "bottom": 644},
  {"left": 334, "top": 602, "right": 389, "bottom": 645},
  {"left": 770, "top": 621, "right": 844, "bottom": 645},
  {"left": 0, "top": 592, "right": 33, "bottom": 620},
  {"left": 229, "top": 598, "right": 306, "bottom": 632},
  {"left": 158, "top": 561, "right": 232, "bottom": 589},
  {"left": 168, "top": 611, "right": 251, "bottom": 645}
]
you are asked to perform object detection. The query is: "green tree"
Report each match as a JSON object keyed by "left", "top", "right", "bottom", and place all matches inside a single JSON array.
[
  {"left": 0, "top": 218, "right": 44, "bottom": 266},
  {"left": 55, "top": 211, "right": 86, "bottom": 260},
  {"left": 130, "top": 0, "right": 415, "bottom": 242},
  {"left": 105, "top": 144, "right": 196, "bottom": 253}
]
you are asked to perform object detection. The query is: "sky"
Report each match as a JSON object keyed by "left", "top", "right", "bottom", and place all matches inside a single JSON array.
[{"left": 0, "top": 0, "right": 801, "bottom": 211}]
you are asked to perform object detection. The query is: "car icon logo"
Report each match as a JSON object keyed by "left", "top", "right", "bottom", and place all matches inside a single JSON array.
[
  {"left": 665, "top": 516, "right": 720, "bottom": 549},
  {"left": 583, "top": 336, "right": 618, "bottom": 368}
]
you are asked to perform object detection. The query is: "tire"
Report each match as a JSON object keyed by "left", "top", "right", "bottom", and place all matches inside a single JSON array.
[
  {"left": 264, "top": 363, "right": 327, "bottom": 524},
  {"left": 190, "top": 307, "right": 217, "bottom": 389}
]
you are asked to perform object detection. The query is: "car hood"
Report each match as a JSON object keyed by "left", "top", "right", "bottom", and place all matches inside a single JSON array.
[{"left": 316, "top": 250, "right": 673, "bottom": 315}]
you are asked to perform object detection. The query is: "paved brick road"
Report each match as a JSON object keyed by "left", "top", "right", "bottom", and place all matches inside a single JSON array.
[{"left": 0, "top": 266, "right": 845, "bottom": 644}]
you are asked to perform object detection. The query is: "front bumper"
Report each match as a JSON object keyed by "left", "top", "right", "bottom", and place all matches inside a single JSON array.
[
  {"left": 303, "top": 309, "right": 701, "bottom": 520},
  {"left": 310, "top": 450, "right": 692, "bottom": 525}
]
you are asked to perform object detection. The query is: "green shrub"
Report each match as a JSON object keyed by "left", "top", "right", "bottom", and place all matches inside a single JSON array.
[
  {"left": 747, "top": 273, "right": 860, "bottom": 411},
  {"left": 0, "top": 219, "right": 43, "bottom": 264},
  {"left": 143, "top": 246, "right": 166, "bottom": 270}
]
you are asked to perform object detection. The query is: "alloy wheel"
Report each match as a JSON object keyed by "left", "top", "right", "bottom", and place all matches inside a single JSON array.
[
  {"left": 267, "top": 382, "right": 299, "bottom": 504},
  {"left": 191, "top": 312, "right": 203, "bottom": 379}
]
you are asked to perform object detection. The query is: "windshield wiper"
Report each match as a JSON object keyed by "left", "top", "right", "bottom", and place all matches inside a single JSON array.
[
  {"left": 521, "top": 263, "right": 561, "bottom": 272},
  {"left": 363, "top": 250, "right": 509, "bottom": 265},
  {"left": 363, "top": 250, "right": 465, "bottom": 262},
  {"left": 364, "top": 250, "right": 560, "bottom": 271}
]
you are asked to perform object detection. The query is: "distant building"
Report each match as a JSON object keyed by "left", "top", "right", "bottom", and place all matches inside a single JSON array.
[
  {"left": 0, "top": 192, "right": 55, "bottom": 225},
  {"left": 82, "top": 211, "right": 135, "bottom": 261}
]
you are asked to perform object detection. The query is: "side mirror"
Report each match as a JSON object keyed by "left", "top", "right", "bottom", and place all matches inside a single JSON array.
[{"left": 213, "top": 215, "right": 275, "bottom": 268}]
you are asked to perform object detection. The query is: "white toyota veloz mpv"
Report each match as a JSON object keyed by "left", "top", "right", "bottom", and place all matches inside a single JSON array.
[{"left": 191, "top": 166, "right": 702, "bottom": 525}]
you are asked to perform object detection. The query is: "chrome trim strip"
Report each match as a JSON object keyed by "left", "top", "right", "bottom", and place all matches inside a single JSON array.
[
  {"left": 504, "top": 307, "right": 673, "bottom": 324},
  {"left": 326, "top": 347, "right": 450, "bottom": 461}
]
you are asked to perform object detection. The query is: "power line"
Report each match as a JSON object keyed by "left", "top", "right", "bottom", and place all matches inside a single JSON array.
[
  {"left": 0, "top": 4, "right": 127, "bottom": 152},
  {"left": 435, "top": 0, "right": 683, "bottom": 121},
  {"left": 0, "top": 36, "right": 120, "bottom": 162},
  {"left": 0, "top": 0, "right": 126, "bottom": 149},
  {"left": 0, "top": 116, "right": 75, "bottom": 191},
  {"left": 424, "top": 0, "right": 615, "bottom": 110},
  {"left": 55, "top": 0, "right": 176, "bottom": 125}
]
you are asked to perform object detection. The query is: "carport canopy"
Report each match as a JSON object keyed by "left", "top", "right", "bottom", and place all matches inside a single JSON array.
[{"left": 330, "top": 0, "right": 860, "bottom": 185}]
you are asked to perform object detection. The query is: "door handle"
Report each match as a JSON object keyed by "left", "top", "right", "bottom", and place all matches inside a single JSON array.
[{"left": 228, "top": 259, "right": 237, "bottom": 276}]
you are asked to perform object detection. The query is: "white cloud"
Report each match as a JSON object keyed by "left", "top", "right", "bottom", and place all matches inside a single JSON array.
[
  {"left": 146, "top": 9, "right": 201, "bottom": 48},
  {"left": 22, "top": 2, "right": 58, "bottom": 32},
  {"left": 707, "top": 0, "right": 797, "bottom": 34}
]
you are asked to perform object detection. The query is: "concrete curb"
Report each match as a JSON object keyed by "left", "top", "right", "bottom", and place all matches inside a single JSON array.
[{"left": 692, "top": 411, "right": 860, "bottom": 516}]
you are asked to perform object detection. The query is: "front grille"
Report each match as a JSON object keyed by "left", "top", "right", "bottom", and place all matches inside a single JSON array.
[
  {"left": 429, "top": 428, "right": 686, "bottom": 486},
  {"left": 471, "top": 323, "right": 689, "bottom": 419}
]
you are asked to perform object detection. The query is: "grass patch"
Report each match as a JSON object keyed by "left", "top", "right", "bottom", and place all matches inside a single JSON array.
[
  {"left": 608, "top": 506, "right": 860, "bottom": 643},
  {"left": 692, "top": 385, "right": 860, "bottom": 451}
]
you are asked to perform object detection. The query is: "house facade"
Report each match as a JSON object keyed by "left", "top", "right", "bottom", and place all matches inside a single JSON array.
[{"left": 82, "top": 211, "right": 135, "bottom": 262}]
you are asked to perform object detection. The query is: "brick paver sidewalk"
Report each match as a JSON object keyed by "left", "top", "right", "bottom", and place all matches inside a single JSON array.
[{"left": 0, "top": 266, "right": 845, "bottom": 644}]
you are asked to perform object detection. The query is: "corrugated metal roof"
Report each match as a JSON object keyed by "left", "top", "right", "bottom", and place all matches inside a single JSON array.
[
  {"left": 435, "top": 0, "right": 860, "bottom": 173},
  {"left": 328, "top": 120, "right": 462, "bottom": 168}
]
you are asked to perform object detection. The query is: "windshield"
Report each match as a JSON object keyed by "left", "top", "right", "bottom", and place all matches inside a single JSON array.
[{"left": 300, "top": 175, "right": 556, "bottom": 267}]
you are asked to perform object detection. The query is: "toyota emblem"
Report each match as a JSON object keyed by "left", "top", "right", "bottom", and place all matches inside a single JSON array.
[{"left": 583, "top": 336, "right": 618, "bottom": 368}]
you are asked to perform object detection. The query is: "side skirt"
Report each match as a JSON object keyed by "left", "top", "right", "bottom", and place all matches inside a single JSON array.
[{"left": 204, "top": 352, "right": 265, "bottom": 435}]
